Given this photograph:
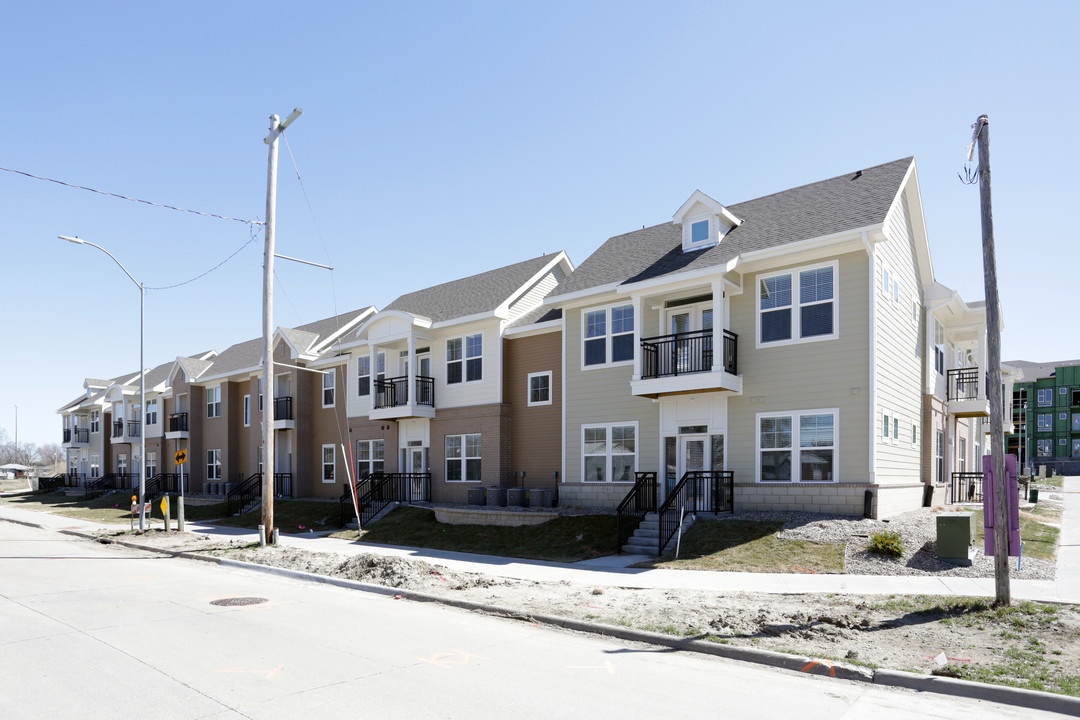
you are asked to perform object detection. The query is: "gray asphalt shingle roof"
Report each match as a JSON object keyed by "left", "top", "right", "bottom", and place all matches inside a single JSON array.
[
  {"left": 383, "top": 254, "right": 559, "bottom": 323},
  {"left": 552, "top": 157, "right": 913, "bottom": 297}
]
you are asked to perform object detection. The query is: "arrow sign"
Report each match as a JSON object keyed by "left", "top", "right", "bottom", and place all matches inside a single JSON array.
[{"left": 175, "top": 449, "right": 187, "bottom": 465}]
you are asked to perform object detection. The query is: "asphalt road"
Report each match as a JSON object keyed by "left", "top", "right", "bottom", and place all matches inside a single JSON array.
[{"left": 0, "top": 522, "right": 1067, "bottom": 719}]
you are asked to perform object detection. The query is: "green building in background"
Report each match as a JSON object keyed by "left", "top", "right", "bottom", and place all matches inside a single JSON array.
[{"left": 1005, "top": 360, "right": 1080, "bottom": 475}]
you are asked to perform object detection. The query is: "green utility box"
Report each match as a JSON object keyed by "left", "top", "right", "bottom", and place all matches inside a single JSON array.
[
  {"left": 1030, "top": 487, "right": 1039, "bottom": 504},
  {"left": 936, "top": 511, "right": 977, "bottom": 566}
]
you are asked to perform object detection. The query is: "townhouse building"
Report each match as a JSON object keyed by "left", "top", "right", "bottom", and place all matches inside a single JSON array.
[
  {"left": 543, "top": 157, "right": 991, "bottom": 519},
  {"left": 1003, "top": 359, "right": 1080, "bottom": 476}
]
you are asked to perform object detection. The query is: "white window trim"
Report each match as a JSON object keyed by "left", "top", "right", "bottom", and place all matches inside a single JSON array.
[
  {"left": 755, "top": 408, "right": 839, "bottom": 484},
  {"left": 682, "top": 213, "right": 718, "bottom": 252},
  {"left": 527, "top": 371, "right": 553, "bottom": 407},
  {"left": 581, "top": 302, "right": 635, "bottom": 370},
  {"left": 355, "top": 439, "right": 385, "bottom": 479},
  {"left": 445, "top": 433, "right": 482, "bottom": 482},
  {"left": 322, "top": 444, "right": 336, "bottom": 483},
  {"left": 243, "top": 395, "right": 251, "bottom": 427},
  {"left": 322, "top": 368, "right": 336, "bottom": 408},
  {"left": 145, "top": 399, "right": 158, "bottom": 427},
  {"left": 357, "top": 354, "right": 371, "bottom": 397},
  {"left": 207, "top": 449, "right": 221, "bottom": 480},
  {"left": 206, "top": 386, "right": 222, "bottom": 418},
  {"left": 446, "top": 333, "right": 484, "bottom": 385},
  {"left": 755, "top": 260, "right": 839, "bottom": 349},
  {"left": 581, "top": 421, "right": 638, "bottom": 483},
  {"left": 90, "top": 410, "right": 100, "bottom": 434}
]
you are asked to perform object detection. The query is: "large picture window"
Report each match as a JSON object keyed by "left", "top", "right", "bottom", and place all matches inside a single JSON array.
[
  {"left": 757, "top": 262, "right": 837, "bottom": 346},
  {"left": 582, "top": 423, "right": 636, "bottom": 482},
  {"left": 447, "top": 334, "right": 482, "bottom": 384},
  {"left": 758, "top": 410, "right": 836, "bottom": 483},
  {"left": 583, "top": 304, "right": 634, "bottom": 367},
  {"left": 446, "top": 434, "right": 481, "bottom": 481}
]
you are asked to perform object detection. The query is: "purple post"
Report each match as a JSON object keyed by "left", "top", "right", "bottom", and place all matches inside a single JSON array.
[{"left": 983, "top": 453, "right": 1020, "bottom": 557}]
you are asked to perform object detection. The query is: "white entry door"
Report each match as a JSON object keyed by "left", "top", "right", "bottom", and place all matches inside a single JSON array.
[{"left": 678, "top": 435, "right": 708, "bottom": 478}]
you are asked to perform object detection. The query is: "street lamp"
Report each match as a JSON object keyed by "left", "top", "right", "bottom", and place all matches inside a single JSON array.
[{"left": 59, "top": 235, "right": 148, "bottom": 531}]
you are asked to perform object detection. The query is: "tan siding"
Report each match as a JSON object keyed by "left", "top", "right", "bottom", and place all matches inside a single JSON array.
[
  {"left": 429, "top": 404, "right": 511, "bottom": 504},
  {"left": 504, "top": 332, "right": 562, "bottom": 489},
  {"left": 728, "top": 250, "right": 871, "bottom": 485},
  {"left": 305, "top": 362, "right": 349, "bottom": 498}
]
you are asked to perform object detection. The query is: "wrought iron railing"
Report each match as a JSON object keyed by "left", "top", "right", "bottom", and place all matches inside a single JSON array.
[
  {"left": 227, "top": 473, "right": 263, "bottom": 516},
  {"left": 949, "top": 471, "right": 984, "bottom": 503},
  {"left": 168, "top": 413, "right": 188, "bottom": 432},
  {"left": 947, "top": 368, "right": 984, "bottom": 401},
  {"left": 71, "top": 428, "right": 89, "bottom": 443},
  {"left": 111, "top": 472, "right": 138, "bottom": 490},
  {"left": 344, "top": 472, "right": 431, "bottom": 528},
  {"left": 64, "top": 471, "right": 85, "bottom": 487},
  {"left": 112, "top": 421, "right": 124, "bottom": 438},
  {"left": 640, "top": 330, "right": 737, "bottom": 379},
  {"left": 615, "top": 472, "right": 658, "bottom": 553},
  {"left": 63, "top": 429, "right": 71, "bottom": 443},
  {"left": 85, "top": 474, "right": 112, "bottom": 497},
  {"left": 656, "top": 470, "right": 734, "bottom": 556},
  {"left": 39, "top": 475, "right": 67, "bottom": 492},
  {"left": 143, "top": 473, "right": 182, "bottom": 498},
  {"left": 374, "top": 376, "right": 435, "bottom": 409},
  {"left": 274, "top": 472, "right": 293, "bottom": 498},
  {"left": 126, "top": 420, "right": 141, "bottom": 437},
  {"left": 340, "top": 476, "right": 373, "bottom": 527},
  {"left": 274, "top": 396, "right": 293, "bottom": 420}
]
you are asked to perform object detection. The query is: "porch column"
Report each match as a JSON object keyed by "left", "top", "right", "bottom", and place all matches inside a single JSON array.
[
  {"left": 367, "top": 346, "right": 377, "bottom": 412},
  {"left": 632, "top": 294, "right": 643, "bottom": 381},
  {"left": 407, "top": 335, "right": 416, "bottom": 406},
  {"left": 711, "top": 280, "right": 724, "bottom": 373}
]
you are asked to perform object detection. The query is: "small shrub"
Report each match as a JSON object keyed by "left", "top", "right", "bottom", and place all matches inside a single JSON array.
[{"left": 866, "top": 530, "right": 904, "bottom": 557}]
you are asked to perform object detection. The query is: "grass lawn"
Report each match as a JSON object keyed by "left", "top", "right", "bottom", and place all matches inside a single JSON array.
[
  {"left": 0, "top": 490, "right": 144, "bottom": 524},
  {"left": 331, "top": 506, "right": 617, "bottom": 563},
  {"left": 212, "top": 500, "right": 342, "bottom": 533},
  {"left": 975, "top": 508, "right": 1060, "bottom": 561},
  {"left": 638, "top": 519, "right": 846, "bottom": 574}
]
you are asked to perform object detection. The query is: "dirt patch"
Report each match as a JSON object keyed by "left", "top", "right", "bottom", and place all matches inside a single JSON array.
[{"left": 111, "top": 528, "right": 1080, "bottom": 693}]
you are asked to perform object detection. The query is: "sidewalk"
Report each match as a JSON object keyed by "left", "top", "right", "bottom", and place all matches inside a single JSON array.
[{"left": 3, "top": 477, "right": 1078, "bottom": 603}]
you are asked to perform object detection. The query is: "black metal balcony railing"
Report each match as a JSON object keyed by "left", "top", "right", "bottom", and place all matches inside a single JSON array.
[
  {"left": 949, "top": 471, "right": 984, "bottom": 504},
  {"left": 63, "top": 429, "right": 71, "bottom": 443},
  {"left": 112, "top": 421, "right": 124, "bottom": 438},
  {"left": 71, "top": 428, "right": 89, "bottom": 443},
  {"left": 274, "top": 472, "right": 293, "bottom": 498},
  {"left": 274, "top": 396, "right": 293, "bottom": 420},
  {"left": 374, "top": 376, "right": 435, "bottom": 410},
  {"left": 169, "top": 412, "right": 189, "bottom": 432},
  {"left": 947, "top": 367, "right": 985, "bottom": 401},
  {"left": 640, "top": 330, "right": 737, "bottom": 380},
  {"left": 126, "top": 420, "right": 141, "bottom": 437}
]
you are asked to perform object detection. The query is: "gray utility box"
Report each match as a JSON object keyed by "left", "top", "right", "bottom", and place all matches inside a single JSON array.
[
  {"left": 467, "top": 487, "right": 486, "bottom": 506},
  {"left": 506, "top": 488, "right": 526, "bottom": 507},
  {"left": 485, "top": 487, "right": 507, "bottom": 507},
  {"left": 936, "top": 511, "right": 977, "bottom": 566}
]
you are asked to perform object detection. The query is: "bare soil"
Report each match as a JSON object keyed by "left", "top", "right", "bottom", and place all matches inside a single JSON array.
[{"left": 104, "top": 529, "right": 1080, "bottom": 691}]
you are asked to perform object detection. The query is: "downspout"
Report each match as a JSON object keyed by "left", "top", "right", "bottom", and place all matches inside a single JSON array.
[{"left": 863, "top": 231, "right": 876, "bottom": 493}]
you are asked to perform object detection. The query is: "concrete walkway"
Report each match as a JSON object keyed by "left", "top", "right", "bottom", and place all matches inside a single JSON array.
[{"left": 3, "top": 477, "right": 1079, "bottom": 603}]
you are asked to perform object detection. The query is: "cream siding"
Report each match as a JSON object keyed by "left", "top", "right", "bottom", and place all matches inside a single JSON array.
[
  {"left": 875, "top": 190, "right": 925, "bottom": 485},
  {"left": 507, "top": 266, "right": 566, "bottom": 322}
]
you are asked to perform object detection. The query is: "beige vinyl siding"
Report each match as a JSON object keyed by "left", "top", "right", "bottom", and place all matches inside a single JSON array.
[
  {"left": 875, "top": 190, "right": 926, "bottom": 486},
  {"left": 727, "top": 250, "right": 871, "bottom": 484},
  {"left": 563, "top": 298, "right": 660, "bottom": 484}
]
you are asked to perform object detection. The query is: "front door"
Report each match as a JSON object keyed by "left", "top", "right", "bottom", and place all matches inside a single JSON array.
[
  {"left": 678, "top": 435, "right": 708, "bottom": 479},
  {"left": 408, "top": 447, "right": 426, "bottom": 474}
]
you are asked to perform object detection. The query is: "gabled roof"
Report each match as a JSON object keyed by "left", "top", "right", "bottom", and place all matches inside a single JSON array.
[
  {"left": 279, "top": 327, "right": 319, "bottom": 357},
  {"left": 295, "top": 307, "right": 375, "bottom": 352},
  {"left": 196, "top": 337, "right": 263, "bottom": 379},
  {"left": 551, "top": 157, "right": 914, "bottom": 297},
  {"left": 174, "top": 355, "right": 215, "bottom": 383},
  {"left": 383, "top": 254, "right": 562, "bottom": 323}
]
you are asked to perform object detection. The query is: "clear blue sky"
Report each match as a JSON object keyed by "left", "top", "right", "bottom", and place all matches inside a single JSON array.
[{"left": 2, "top": 1, "right": 1077, "bottom": 448}]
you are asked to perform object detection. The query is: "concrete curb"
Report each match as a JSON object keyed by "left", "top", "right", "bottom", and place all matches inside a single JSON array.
[{"left": 7, "top": 517, "right": 1080, "bottom": 715}]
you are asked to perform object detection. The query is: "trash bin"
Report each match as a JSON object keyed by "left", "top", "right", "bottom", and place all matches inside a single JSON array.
[
  {"left": 1029, "top": 487, "right": 1039, "bottom": 504},
  {"left": 922, "top": 484, "right": 934, "bottom": 508},
  {"left": 485, "top": 487, "right": 507, "bottom": 507}
]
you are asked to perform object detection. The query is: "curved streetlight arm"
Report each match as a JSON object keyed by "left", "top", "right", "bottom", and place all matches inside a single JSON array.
[{"left": 58, "top": 236, "right": 141, "bottom": 291}]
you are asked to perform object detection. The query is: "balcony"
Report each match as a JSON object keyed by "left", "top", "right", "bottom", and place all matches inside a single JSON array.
[
  {"left": 274, "top": 396, "right": 295, "bottom": 430},
  {"left": 166, "top": 412, "right": 189, "bottom": 440},
  {"left": 371, "top": 376, "right": 436, "bottom": 420},
  {"left": 947, "top": 368, "right": 990, "bottom": 417},
  {"left": 631, "top": 329, "right": 741, "bottom": 398},
  {"left": 62, "top": 428, "right": 89, "bottom": 446},
  {"left": 111, "top": 419, "right": 141, "bottom": 443}
]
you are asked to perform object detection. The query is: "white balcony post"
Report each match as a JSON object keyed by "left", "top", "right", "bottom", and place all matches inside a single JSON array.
[
  {"left": 711, "top": 280, "right": 724, "bottom": 373},
  {"left": 407, "top": 335, "right": 416, "bottom": 407},
  {"left": 632, "top": 295, "right": 643, "bottom": 381}
]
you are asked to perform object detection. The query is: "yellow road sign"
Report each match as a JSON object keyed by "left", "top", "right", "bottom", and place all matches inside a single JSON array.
[
  {"left": 175, "top": 449, "right": 187, "bottom": 465},
  {"left": 160, "top": 497, "right": 169, "bottom": 515}
]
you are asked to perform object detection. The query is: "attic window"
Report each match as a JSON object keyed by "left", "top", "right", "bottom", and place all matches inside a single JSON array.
[{"left": 691, "top": 220, "right": 709, "bottom": 244}]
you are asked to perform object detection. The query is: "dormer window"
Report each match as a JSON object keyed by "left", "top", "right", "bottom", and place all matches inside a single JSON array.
[
  {"left": 691, "top": 219, "right": 710, "bottom": 245},
  {"left": 673, "top": 190, "right": 741, "bottom": 254}
]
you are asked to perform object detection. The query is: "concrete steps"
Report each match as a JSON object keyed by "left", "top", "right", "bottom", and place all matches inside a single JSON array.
[{"left": 622, "top": 512, "right": 695, "bottom": 556}]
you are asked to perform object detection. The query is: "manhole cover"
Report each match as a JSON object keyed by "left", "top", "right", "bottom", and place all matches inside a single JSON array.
[{"left": 210, "top": 597, "right": 268, "bottom": 607}]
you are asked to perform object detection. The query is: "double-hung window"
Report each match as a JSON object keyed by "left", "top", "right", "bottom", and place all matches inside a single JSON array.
[
  {"left": 206, "top": 386, "right": 221, "bottom": 418},
  {"left": 757, "top": 262, "right": 836, "bottom": 346},
  {"left": 145, "top": 452, "right": 157, "bottom": 478},
  {"left": 145, "top": 400, "right": 158, "bottom": 426},
  {"left": 582, "top": 423, "right": 636, "bottom": 482},
  {"left": 445, "top": 433, "right": 481, "bottom": 481},
  {"left": 758, "top": 410, "right": 836, "bottom": 483},
  {"left": 528, "top": 371, "right": 552, "bottom": 406},
  {"left": 206, "top": 449, "right": 221, "bottom": 480},
  {"left": 447, "top": 334, "right": 482, "bottom": 384},
  {"left": 1037, "top": 438, "right": 1052, "bottom": 457},
  {"left": 323, "top": 369, "right": 336, "bottom": 407},
  {"left": 355, "top": 439, "right": 384, "bottom": 479},
  {"left": 583, "top": 304, "right": 634, "bottom": 367},
  {"left": 90, "top": 410, "right": 100, "bottom": 434},
  {"left": 90, "top": 455, "right": 100, "bottom": 478},
  {"left": 322, "top": 445, "right": 335, "bottom": 482},
  {"left": 934, "top": 320, "right": 945, "bottom": 375},
  {"left": 357, "top": 356, "right": 371, "bottom": 396}
]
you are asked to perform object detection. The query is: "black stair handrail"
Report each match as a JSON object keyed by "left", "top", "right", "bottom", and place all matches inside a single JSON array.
[
  {"left": 615, "top": 472, "right": 658, "bottom": 554},
  {"left": 347, "top": 472, "right": 432, "bottom": 528},
  {"left": 85, "top": 474, "right": 113, "bottom": 497},
  {"left": 656, "top": 470, "right": 735, "bottom": 555},
  {"left": 339, "top": 476, "right": 373, "bottom": 527},
  {"left": 143, "top": 473, "right": 181, "bottom": 499},
  {"left": 227, "top": 473, "right": 262, "bottom": 517},
  {"left": 39, "top": 475, "right": 67, "bottom": 492},
  {"left": 65, "top": 471, "right": 86, "bottom": 487}
]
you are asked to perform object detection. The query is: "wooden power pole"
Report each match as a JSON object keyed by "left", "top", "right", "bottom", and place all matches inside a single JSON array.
[{"left": 973, "top": 114, "right": 1010, "bottom": 606}]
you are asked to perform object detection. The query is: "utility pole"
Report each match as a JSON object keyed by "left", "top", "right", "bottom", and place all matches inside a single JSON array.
[
  {"left": 973, "top": 114, "right": 1010, "bottom": 606},
  {"left": 261, "top": 108, "right": 302, "bottom": 545}
]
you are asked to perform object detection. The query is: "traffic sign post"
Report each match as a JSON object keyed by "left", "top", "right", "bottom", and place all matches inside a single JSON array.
[{"left": 174, "top": 449, "right": 187, "bottom": 532}]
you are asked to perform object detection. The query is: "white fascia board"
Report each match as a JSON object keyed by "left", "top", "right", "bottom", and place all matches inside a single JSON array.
[
  {"left": 309, "top": 354, "right": 348, "bottom": 369},
  {"left": 895, "top": 160, "right": 936, "bottom": 286},
  {"left": 616, "top": 258, "right": 741, "bottom": 296},
  {"left": 542, "top": 281, "right": 622, "bottom": 306},
  {"left": 495, "top": 252, "right": 573, "bottom": 316},
  {"left": 503, "top": 318, "right": 564, "bottom": 338},
  {"left": 734, "top": 224, "right": 883, "bottom": 272},
  {"left": 343, "top": 310, "right": 432, "bottom": 348},
  {"left": 311, "top": 306, "right": 378, "bottom": 354}
]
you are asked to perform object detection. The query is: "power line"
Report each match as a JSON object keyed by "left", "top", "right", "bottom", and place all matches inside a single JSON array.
[
  {"left": 145, "top": 225, "right": 262, "bottom": 290},
  {"left": 0, "top": 165, "right": 264, "bottom": 225}
]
